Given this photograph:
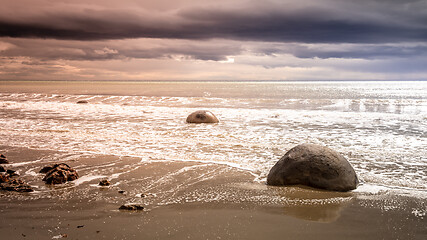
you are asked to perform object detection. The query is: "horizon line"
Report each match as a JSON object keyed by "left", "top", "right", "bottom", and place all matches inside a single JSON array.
[{"left": 1, "top": 79, "right": 426, "bottom": 83}]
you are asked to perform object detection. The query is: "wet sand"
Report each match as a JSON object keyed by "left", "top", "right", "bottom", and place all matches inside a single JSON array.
[{"left": 0, "top": 146, "right": 426, "bottom": 239}]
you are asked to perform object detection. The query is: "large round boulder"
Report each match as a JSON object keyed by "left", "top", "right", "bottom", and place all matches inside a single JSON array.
[
  {"left": 186, "top": 110, "right": 219, "bottom": 124},
  {"left": 267, "top": 144, "right": 358, "bottom": 192}
]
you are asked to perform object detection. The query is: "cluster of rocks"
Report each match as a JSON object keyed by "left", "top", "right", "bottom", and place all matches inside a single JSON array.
[
  {"left": 0, "top": 154, "right": 33, "bottom": 192},
  {"left": 1, "top": 153, "right": 150, "bottom": 211},
  {"left": 0, "top": 173, "right": 33, "bottom": 193},
  {"left": 0, "top": 154, "right": 81, "bottom": 193},
  {"left": 0, "top": 175, "right": 34, "bottom": 192}
]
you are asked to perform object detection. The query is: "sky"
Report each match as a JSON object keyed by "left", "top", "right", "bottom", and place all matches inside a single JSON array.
[{"left": 0, "top": 0, "right": 426, "bottom": 81}]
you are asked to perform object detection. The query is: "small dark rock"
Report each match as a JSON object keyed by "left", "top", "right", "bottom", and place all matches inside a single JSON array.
[
  {"left": 118, "top": 190, "right": 125, "bottom": 194},
  {"left": 6, "top": 169, "right": 18, "bottom": 177},
  {"left": 41, "top": 163, "right": 79, "bottom": 184},
  {"left": 0, "top": 173, "right": 8, "bottom": 183},
  {"left": 77, "top": 225, "right": 84, "bottom": 228},
  {"left": 119, "top": 204, "right": 144, "bottom": 211},
  {"left": 39, "top": 166, "right": 54, "bottom": 173},
  {"left": 99, "top": 179, "right": 111, "bottom": 186},
  {"left": 0, "top": 155, "right": 9, "bottom": 164},
  {"left": 0, "top": 166, "right": 5, "bottom": 172},
  {"left": 76, "top": 100, "right": 88, "bottom": 104}
]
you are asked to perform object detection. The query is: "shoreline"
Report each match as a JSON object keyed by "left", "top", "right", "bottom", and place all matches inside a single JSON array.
[{"left": 1, "top": 146, "right": 426, "bottom": 239}]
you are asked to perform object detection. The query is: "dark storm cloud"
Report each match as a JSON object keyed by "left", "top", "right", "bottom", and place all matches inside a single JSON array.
[
  {"left": 0, "top": 0, "right": 426, "bottom": 44},
  {"left": 295, "top": 45, "right": 427, "bottom": 59},
  {"left": 0, "top": 10, "right": 183, "bottom": 40},
  {"left": 256, "top": 43, "right": 427, "bottom": 60}
]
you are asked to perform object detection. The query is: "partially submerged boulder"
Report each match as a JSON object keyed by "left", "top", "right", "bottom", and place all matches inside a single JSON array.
[
  {"left": 186, "top": 110, "right": 219, "bottom": 124},
  {"left": 41, "top": 163, "right": 79, "bottom": 184},
  {"left": 267, "top": 144, "right": 358, "bottom": 192}
]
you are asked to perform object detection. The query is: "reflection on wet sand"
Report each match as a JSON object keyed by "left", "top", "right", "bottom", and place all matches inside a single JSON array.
[{"left": 268, "top": 185, "right": 354, "bottom": 222}]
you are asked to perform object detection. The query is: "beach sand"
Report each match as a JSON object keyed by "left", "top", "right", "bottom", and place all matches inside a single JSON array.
[{"left": 0, "top": 146, "right": 426, "bottom": 239}]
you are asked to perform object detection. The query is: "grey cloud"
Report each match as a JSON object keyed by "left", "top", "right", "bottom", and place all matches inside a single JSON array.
[
  {"left": 2, "top": 37, "right": 427, "bottom": 65},
  {"left": 293, "top": 46, "right": 427, "bottom": 59},
  {"left": 235, "top": 49, "right": 427, "bottom": 74},
  {"left": 0, "top": 38, "right": 241, "bottom": 62},
  {"left": 0, "top": 1, "right": 426, "bottom": 43},
  {"left": 334, "top": 56, "right": 427, "bottom": 74},
  {"left": 1, "top": 0, "right": 427, "bottom": 68}
]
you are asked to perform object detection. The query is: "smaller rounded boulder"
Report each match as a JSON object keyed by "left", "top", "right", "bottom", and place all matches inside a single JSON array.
[
  {"left": 186, "top": 110, "right": 219, "bottom": 124},
  {"left": 267, "top": 144, "right": 358, "bottom": 192}
]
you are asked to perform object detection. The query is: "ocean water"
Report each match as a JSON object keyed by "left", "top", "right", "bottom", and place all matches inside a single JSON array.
[{"left": 0, "top": 80, "right": 426, "bottom": 200}]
